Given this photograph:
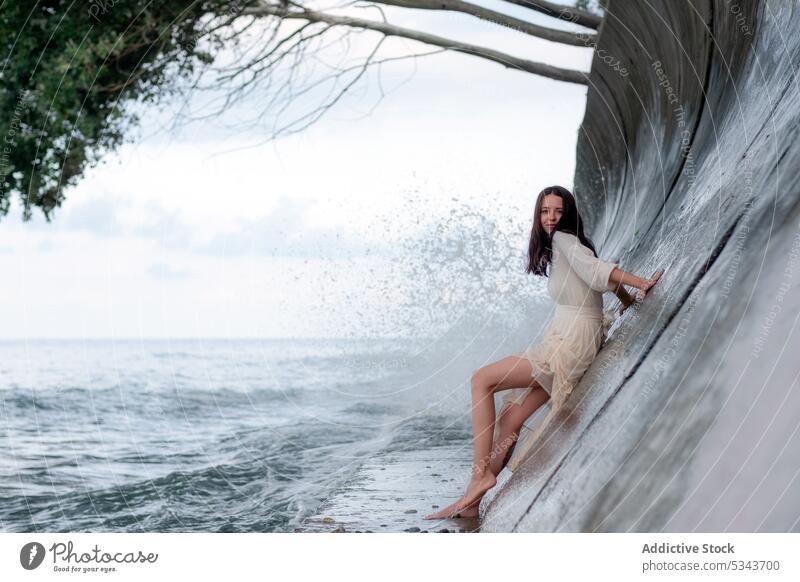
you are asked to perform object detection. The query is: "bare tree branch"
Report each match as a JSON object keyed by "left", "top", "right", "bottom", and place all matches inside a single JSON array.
[
  {"left": 370, "top": 0, "right": 595, "bottom": 46},
  {"left": 187, "top": 44, "right": 447, "bottom": 157},
  {"left": 267, "top": 35, "right": 388, "bottom": 138},
  {"left": 141, "top": 0, "right": 595, "bottom": 152},
  {"left": 501, "top": 0, "right": 602, "bottom": 30},
  {"left": 242, "top": 1, "right": 588, "bottom": 84}
]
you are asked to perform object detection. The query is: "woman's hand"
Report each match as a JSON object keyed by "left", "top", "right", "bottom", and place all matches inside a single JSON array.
[
  {"left": 613, "top": 282, "right": 635, "bottom": 315},
  {"left": 638, "top": 269, "right": 664, "bottom": 300},
  {"left": 619, "top": 296, "right": 635, "bottom": 315}
]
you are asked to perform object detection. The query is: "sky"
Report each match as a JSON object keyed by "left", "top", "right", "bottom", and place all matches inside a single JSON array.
[{"left": 0, "top": 1, "right": 596, "bottom": 339}]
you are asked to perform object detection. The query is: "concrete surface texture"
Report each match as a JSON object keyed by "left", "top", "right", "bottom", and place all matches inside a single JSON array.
[{"left": 482, "top": 0, "right": 800, "bottom": 532}]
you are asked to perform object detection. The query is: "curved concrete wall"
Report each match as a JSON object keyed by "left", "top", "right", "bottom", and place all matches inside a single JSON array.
[{"left": 483, "top": 0, "right": 800, "bottom": 532}]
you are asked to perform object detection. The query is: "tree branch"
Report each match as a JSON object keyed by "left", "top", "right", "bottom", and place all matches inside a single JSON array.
[
  {"left": 501, "top": 0, "right": 602, "bottom": 30},
  {"left": 242, "top": 2, "right": 588, "bottom": 84},
  {"left": 371, "top": 0, "right": 595, "bottom": 46}
]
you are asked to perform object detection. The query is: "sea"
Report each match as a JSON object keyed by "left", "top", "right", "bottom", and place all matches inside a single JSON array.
[
  {"left": 1, "top": 334, "right": 541, "bottom": 533},
  {"left": 0, "top": 211, "right": 553, "bottom": 532}
]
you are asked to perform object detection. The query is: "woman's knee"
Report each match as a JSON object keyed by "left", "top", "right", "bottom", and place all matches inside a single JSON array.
[{"left": 470, "top": 367, "right": 491, "bottom": 391}]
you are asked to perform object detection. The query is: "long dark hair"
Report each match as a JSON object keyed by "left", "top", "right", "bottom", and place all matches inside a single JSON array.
[{"left": 526, "top": 185, "right": 599, "bottom": 276}]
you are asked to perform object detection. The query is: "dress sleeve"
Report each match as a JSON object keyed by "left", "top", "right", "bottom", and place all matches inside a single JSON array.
[{"left": 552, "top": 231, "right": 618, "bottom": 293}]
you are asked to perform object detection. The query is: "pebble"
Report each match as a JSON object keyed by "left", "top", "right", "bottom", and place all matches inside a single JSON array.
[
  {"left": 332, "top": 526, "right": 347, "bottom": 533},
  {"left": 322, "top": 516, "right": 335, "bottom": 524},
  {"left": 405, "top": 526, "right": 421, "bottom": 532},
  {"left": 403, "top": 509, "right": 417, "bottom": 514}
]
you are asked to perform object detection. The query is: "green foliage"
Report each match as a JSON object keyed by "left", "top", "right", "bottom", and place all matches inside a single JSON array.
[{"left": 0, "top": 0, "right": 245, "bottom": 221}]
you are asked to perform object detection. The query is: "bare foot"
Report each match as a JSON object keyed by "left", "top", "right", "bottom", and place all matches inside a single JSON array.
[
  {"left": 638, "top": 268, "right": 664, "bottom": 300},
  {"left": 451, "top": 503, "right": 479, "bottom": 518},
  {"left": 424, "top": 468, "right": 497, "bottom": 520},
  {"left": 424, "top": 498, "right": 464, "bottom": 520},
  {"left": 456, "top": 471, "right": 496, "bottom": 513},
  {"left": 424, "top": 498, "right": 479, "bottom": 520}
]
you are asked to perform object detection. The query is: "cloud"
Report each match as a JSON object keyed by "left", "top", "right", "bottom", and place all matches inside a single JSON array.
[
  {"left": 195, "top": 195, "right": 390, "bottom": 259},
  {"left": 18, "top": 193, "right": 197, "bottom": 250},
  {"left": 19, "top": 194, "right": 121, "bottom": 236},
  {"left": 146, "top": 261, "right": 193, "bottom": 279},
  {"left": 15, "top": 191, "right": 387, "bottom": 259},
  {"left": 60, "top": 195, "right": 121, "bottom": 236}
]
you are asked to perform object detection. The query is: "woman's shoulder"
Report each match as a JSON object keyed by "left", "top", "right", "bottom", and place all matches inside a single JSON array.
[
  {"left": 553, "top": 230, "right": 578, "bottom": 239},
  {"left": 552, "top": 231, "right": 596, "bottom": 259},
  {"left": 552, "top": 230, "right": 579, "bottom": 247}
]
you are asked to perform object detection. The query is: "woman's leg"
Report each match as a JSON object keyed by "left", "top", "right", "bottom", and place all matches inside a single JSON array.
[
  {"left": 424, "top": 355, "right": 549, "bottom": 519},
  {"left": 488, "top": 390, "right": 550, "bottom": 476},
  {"left": 438, "top": 392, "right": 550, "bottom": 519}
]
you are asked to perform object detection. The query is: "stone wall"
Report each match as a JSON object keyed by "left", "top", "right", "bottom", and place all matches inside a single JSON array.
[{"left": 483, "top": 0, "right": 800, "bottom": 532}]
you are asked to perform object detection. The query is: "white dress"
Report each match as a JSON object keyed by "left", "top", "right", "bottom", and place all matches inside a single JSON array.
[{"left": 495, "top": 230, "right": 619, "bottom": 472}]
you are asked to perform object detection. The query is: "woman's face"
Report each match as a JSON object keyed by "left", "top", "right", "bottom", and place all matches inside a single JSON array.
[{"left": 540, "top": 194, "right": 563, "bottom": 235}]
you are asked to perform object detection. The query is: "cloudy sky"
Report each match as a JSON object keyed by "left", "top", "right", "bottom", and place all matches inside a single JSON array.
[{"left": 0, "top": 2, "right": 595, "bottom": 339}]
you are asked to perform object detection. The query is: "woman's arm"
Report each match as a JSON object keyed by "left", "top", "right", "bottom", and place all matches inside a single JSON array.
[
  {"left": 552, "top": 232, "right": 664, "bottom": 303},
  {"left": 611, "top": 276, "right": 636, "bottom": 313},
  {"left": 608, "top": 267, "right": 646, "bottom": 292},
  {"left": 608, "top": 266, "right": 664, "bottom": 305},
  {"left": 552, "top": 231, "right": 619, "bottom": 293}
]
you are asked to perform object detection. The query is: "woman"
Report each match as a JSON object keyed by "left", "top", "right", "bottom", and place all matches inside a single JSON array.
[{"left": 425, "top": 185, "right": 663, "bottom": 520}]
